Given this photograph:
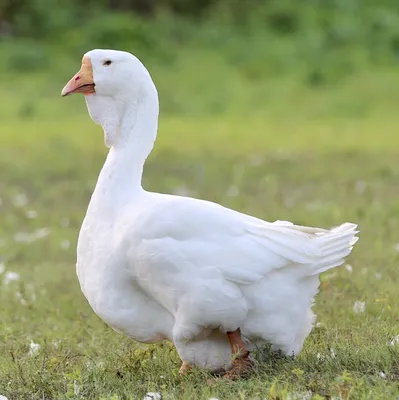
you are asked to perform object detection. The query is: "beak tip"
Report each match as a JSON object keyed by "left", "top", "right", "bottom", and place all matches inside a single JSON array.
[{"left": 61, "top": 85, "right": 70, "bottom": 97}]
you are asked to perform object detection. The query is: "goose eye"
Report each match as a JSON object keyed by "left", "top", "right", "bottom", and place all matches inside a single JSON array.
[{"left": 103, "top": 60, "right": 112, "bottom": 66}]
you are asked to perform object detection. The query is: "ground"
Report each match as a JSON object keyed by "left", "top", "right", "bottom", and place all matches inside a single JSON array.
[{"left": 0, "top": 70, "right": 399, "bottom": 399}]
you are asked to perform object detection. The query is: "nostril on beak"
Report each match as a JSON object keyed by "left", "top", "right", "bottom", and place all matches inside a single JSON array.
[{"left": 74, "top": 76, "right": 80, "bottom": 82}]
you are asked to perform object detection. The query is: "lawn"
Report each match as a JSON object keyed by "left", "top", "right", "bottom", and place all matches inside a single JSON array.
[{"left": 0, "top": 65, "right": 399, "bottom": 399}]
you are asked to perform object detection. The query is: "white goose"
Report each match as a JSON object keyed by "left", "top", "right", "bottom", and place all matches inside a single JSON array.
[{"left": 62, "top": 49, "right": 358, "bottom": 379}]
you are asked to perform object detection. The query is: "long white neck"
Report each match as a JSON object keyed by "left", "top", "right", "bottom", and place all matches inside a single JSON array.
[{"left": 87, "top": 85, "right": 159, "bottom": 213}]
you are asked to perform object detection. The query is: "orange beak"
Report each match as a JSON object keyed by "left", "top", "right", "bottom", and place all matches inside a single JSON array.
[{"left": 61, "top": 56, "right": 95, "bottom": 97}]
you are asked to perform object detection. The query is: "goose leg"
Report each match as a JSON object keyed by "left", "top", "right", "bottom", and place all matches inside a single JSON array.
[
  {"left": 179, "top": 360, "right": 191, "bottom": 376},
  {"left": 221, "top": 328, "right": 253, "bottom": 380}
]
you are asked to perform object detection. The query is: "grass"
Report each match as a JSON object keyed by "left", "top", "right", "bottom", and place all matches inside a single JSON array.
[{"left": 1, "top": 63, "right": 399, "bottom": 399}]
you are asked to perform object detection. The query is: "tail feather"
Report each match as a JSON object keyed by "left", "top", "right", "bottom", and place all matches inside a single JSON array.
[{"left": 311, "top": 223, "right": 358, "bottom": 275}]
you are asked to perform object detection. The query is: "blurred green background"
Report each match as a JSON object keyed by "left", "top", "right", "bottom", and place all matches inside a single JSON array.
[
  {"left": 1, "top": 0, "right": 399, "bottom": 151},
  {"left": 1, "top": 1, "right": 399, "bottom": 399}
]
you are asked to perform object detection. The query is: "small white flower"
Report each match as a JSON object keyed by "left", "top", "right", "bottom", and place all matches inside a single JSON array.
[
  {"left": 73, "top": 380, "right": 80, "bottom": 395},
  {"left": 287, "top": 391, "right": 313, "bottom": 400},
  {"left": 316, "top": 352, "right": 326, "bottom": 362},
  {"left": 226, "top": 185, "right": 239, "bottom": 197},
  {"left": 26, "top": 210, "right": 37, "bottom": 219},
  {"left": 14, "top": 228, "right": 51, "bottom": 243},
  {"left": 15, "top": 291, "right": 27, "bottom": 306},
  {"left": 375, "top": 273, "right": 382, "bottom": 280},
  {"left": 28, "top": 341, "right": 40, "bottom": 356},
  {"left": 33, "top": 228, "right": 51, "bottom": 239},
  {"left": 379, "top": 371, "right": 386, "bottom": 379},
  {"left": 330, "top": 348, "right": 336, "bottom": 359},
  {"left": 345, "top": 264, "right": 353, "bottom": 273},
  {"left": 160, "top": 375, "right": 165, "bottom": 379},
  {"left": 143, "top": 393, "right": 162, "bottom": 400},
  {"left": 324, "top": 272, "right": 337, "bottom": 280},
  {"left": 315, "top": 322, "right": 325, "bottom": 328},
  {"left": 353, "top": 301, "right": 366, "bottom": 314},
  {"left": 0, "top": 395, "right": 9, "bottom": 400},
  {"left": 389, "top": 335, "right": 399, "bottom": 346},
  {"left": 12, "top": 193, "right": 28, "bottom": 207},
  {"left": 60, "top": 240, "right": 70, "bottom": 250},
  {"left": 3, "top": 271, "right": 20, "bottom": 285}
]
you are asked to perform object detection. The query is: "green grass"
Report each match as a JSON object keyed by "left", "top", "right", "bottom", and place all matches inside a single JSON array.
[{"left": 1, "top": 65, "right": 399, "bottom": 399}]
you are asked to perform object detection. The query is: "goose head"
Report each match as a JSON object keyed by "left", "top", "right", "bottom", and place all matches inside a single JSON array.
[{"left": 61, "top": 49, "right": 158, "bottom": 148}]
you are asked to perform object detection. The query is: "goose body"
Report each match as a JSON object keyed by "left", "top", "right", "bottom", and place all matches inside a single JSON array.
[{"left": 62, "top": 49, "right": 358, "bottom": 374}]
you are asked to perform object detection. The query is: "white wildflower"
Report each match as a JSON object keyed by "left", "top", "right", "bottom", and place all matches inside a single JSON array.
[
  {"left": 345, "top": 264, "right": 353, "bottom": 273},
  {"left": 315, "top": 322, "right": 326, "bottom": 328},
  {"left": 353, "top": 301, "right": 366, "bottom": 314},
  {"left": 33, "top": 228, "right": 50, "bottom": 239},
  {"left": 330, "top": 348, "right": 336, "bottom": 359},
  {"left": 160, "top": 375, "right": 165, "bottom": 379},
  {"left": 389, "top": 335, "right": 399, "bottom": 346},
  {"left": 26, "top": 210, "right": 37, "bottom": 219},
  {"left": 379, "top": 371, "right": 386, "bottom": 379},
  {"left": 60, "top": 240, "right": 70, "bottom": 250},
  {"left": 28, "top": 341, "right": 40, "bottom": 356},
  {"left": 143, "top": 393, "right": 162, "bottom": 400},
  {"left": 73, "top": 381, "right": 80, "bottom": 395},
  {"left": 15, "top": 291, "right": 27, "bottom": 306},
  {"left": 316, "top": 352, "right": 326, "bottom": 362},
  {"left": 375, "top": 273, "right": 382, "bottom": 280},
  {"left": 3, "top": 271, "right": 20, "bottom": 285},
  {"left": 12, "top": 193, "right": 28, "bottom": 207},
  {"left": 14, "top": 228, "right": 50, "bottom": 243},
  {"left": 287, "top": 391, "right": 313, "bottom": 400},
  {"left": 324, "top": 272, "right": 337, "bottom": 280}
]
